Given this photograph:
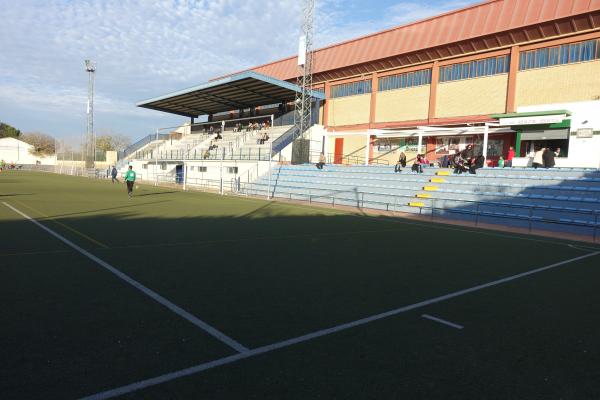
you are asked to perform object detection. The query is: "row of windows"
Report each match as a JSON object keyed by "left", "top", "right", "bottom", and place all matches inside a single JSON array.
[
  {"left": 330, "top": 79, "right": 372, "bottom": 98},
  {"left": 519, "top": 39, "right": 600, "bottom": 71},
  {"left": 439, "top": 55, "right": 510, "bottom": 83},
  {"left": 326, "top": 38, "right": 600, "bottom": 96},
  {"left": 378, "top": 69, "right": 432, "bottom": 92}
]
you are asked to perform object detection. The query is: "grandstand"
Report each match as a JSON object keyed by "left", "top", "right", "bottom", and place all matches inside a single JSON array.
[{"left": 123, "top": 0, "right": 600, "bottom": 240}]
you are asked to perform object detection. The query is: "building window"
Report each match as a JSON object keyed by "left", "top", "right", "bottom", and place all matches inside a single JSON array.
[
  {"left": 226, "top": 167, "right": 238, "bottom": 174},
  {"left": 378, "top": 69, "right": 432, "bottom": 92},
  {"left": 197, "top": 166, "right": 207, "bottom": 172},
  {"left": 439, "top": 55, "right": 510, "bottom": 83},
  {"left": 330, "top": 79, "right": 372, "bottom": 98},
  {"left": 519, "top": 39, "right": 600, "bottom": 71},
  {"left": 142, "top": 164, "right": 148, "bottom": 169}
]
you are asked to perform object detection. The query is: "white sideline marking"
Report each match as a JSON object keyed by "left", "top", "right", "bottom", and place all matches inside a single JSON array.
[
  {"left": 2, "top": 202, "right": 248, "bottom": 354},
  {"left": 421, "top": 314, "right": 464, "bottom": 330},
  {"left": 79, "top": 250, "right": 599, "bottom": 400}
]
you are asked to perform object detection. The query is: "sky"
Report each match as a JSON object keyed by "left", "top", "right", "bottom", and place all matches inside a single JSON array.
[{"left": 0, "top": 0, "right": 476, "bottom": 143}]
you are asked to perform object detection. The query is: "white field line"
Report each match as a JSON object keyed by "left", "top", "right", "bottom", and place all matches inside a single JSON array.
[
  {"left": 80, "top": 250, "right": 599, "bottom": 400},
  {"left": 2, "top": 202, "right": 248, "bottom": 354},
  {"left": 421, "top": 314, "right": 464, "bottom": 330}
]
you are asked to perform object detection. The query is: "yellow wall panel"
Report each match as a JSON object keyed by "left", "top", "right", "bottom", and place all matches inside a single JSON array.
[
  {"left": 375, "top": 85, "right": 430, "bottom": 122},
  {"left": 516, "top": 61, "right": 600, "bottom": 106},
  {"left": 327, "top": 134, "right": 368, "bottom": 162},
  {"left": 436, "top": 75, "right": 508, "bottom": 118},
  {"left": 328, "top": 94, "right": 371, "bottom": 126}
]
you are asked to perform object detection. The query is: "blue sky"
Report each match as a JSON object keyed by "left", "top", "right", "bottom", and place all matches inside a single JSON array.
[{"left": 0, "top": 0, "right": 475, "bottom": 142}]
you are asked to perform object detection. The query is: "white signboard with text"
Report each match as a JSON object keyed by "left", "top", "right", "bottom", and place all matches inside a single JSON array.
[{"left": 499, "top": 114, "right": 566, "bottom": 126}]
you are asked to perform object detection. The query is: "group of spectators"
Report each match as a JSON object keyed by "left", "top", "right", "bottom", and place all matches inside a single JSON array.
[
  {"left": 232, "top": 120, "right": 270, "bottom": 133},
  {"left": 393, "top": 152, "right": 432, "bottom": 174},
  {"left": 450, "top": 144, "right": 485, "bottom": 174},
  {"left": 532, "top": 147, "right": 560, "bottom": 169}
]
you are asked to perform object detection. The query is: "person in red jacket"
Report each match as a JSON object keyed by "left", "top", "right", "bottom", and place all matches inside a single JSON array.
[{"left": 505, "top": 146, "right": 515, "bottom": 168}]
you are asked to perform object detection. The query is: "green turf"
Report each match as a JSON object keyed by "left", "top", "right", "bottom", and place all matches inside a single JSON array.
[{"left": 1, "top": 171, "right": 600, "bottom": 399}]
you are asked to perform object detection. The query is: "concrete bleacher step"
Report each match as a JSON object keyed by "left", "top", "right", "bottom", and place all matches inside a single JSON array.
[{"left": 254, "top": 164, "right": 600, "bottom": 236}]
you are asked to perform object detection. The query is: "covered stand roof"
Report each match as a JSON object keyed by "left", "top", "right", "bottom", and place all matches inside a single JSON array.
[{"left": 136, "top": 71, "right": 325, "bottom": 118}]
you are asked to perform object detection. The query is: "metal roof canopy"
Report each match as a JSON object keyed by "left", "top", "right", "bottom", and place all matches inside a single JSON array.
[{"left": 136, "top": 71, "right": 325, "bottom": 118}]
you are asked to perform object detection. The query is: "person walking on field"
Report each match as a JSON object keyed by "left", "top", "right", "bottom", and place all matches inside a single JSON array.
[
  {"left": 124, "top": 165, "right": 136, "bottom": 197},
  {"left": 111, "top": 166, "right": 119, "bottom": 183}
]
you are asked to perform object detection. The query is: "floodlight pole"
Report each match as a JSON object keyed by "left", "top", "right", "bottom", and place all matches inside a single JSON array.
[
  {"left": 293, "top": 0, "right": 315, "bottom": 162},
  {"left": 85, "top": 59, "right": 96, "bottom": 169}
]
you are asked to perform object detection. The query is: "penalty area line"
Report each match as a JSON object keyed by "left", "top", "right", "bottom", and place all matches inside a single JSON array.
[
  {"left": 2, "top": 201, "right": 248, "bottom": 354},
  {"left": 421, "top": 314, "right": 464, "bottom": 330},
  {"left": 79, "top": 250, "right": 600, "bottom": 400}
]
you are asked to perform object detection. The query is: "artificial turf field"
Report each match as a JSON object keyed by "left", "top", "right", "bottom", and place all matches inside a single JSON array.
[{"left": 2, "top": 171, "right": 600, "bottom": 400}]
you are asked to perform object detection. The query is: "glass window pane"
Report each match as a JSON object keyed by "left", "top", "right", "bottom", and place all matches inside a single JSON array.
[
  {"left": 497, "top": 56, "right": 505, "bottom": 73},
  {"left": 445, "top": 66, "right": 452, "bottom": 82},
  {"left": 597, "top": 40, "right": 600, "bottom": 60},
  {"left": 560, "top": 45, "right": 570, "bottom": 64},
  {"left": 526, "top": 52, "right": 534, "bottom": 69},
  {"left": 549, "top": 47, "right": 559, "bottom": 66},
  {"left": 470, "top": 61, "right": 477, "bottom": 77},
  {"left": 477, "top": 60, "right": 485, "bottom": 76},
  {"left": 539, "top": 48, "right": 549, "bottom": 68},
  {"left": 569, "top": 43, "right": 581, "bottom": 63},
  {"left": 451, "top": 64, "right": 460, "bottom": 80},
  {"left": 519, "top": 53, "right": 526, "bottom": 70},
  {"left": 461, "top": 63, "right": 469, "bottom": 79},
  {"left": 583, "top": 40, "right": 595, "bottom": 61}
]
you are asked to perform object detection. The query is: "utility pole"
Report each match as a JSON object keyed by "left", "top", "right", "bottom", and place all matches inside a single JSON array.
[
  {"left": 85, "top": 59, "right": 96, "bottom": 168},
  {"left": 293, "top": 0, "right": 315, "bottom": 163}
]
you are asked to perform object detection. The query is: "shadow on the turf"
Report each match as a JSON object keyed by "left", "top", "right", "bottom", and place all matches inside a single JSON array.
[
  {"left": 135, "top": 191, "right": 178, "bottom": 197},
  {"left": 0, "top": 193, "right": 34, "bottom": 197},
  {"left": 36, "top": 200, "right": 172, "bottom": 219}
]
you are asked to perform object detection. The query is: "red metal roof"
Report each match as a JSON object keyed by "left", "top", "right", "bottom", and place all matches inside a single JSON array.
[{"left": 235, "top": 0, "right": 600, "bottom": 82}]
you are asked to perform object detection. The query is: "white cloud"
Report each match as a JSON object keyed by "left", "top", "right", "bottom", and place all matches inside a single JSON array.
[{"left": 0, "top": 0, "right": 479, "bottom": 139}]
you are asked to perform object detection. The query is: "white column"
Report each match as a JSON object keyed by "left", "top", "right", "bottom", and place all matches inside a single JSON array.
[
  {"left": 417, "top": 131, "right": 423, "bottom": 154},
  {"left": 482, "top": 124, "right": 489, "bottom": 164},
  {"left": 364, "top": 134, "right": 370, "bottom": 165},
  {"left": 183, "top": 162, "right": 187, "bottom": 191}
]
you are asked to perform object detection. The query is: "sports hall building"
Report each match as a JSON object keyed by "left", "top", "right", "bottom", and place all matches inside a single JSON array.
[{"left": 138, "top": 0, "right": 600, "bottom": 168}]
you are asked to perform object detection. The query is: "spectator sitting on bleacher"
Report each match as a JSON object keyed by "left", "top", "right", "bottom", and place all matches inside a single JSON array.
[
  {"left": 453, "top": 154, "right": 467, "bottom": 174},
  {"left": 469, "top": 155, "right": 485, "bottom": 174},
  {"left": 394, "top": 152, "right": 406, "bottom": 173},
  {"left": 411, "top": 154, "right": 425, "bottom": 173},
  {"left": 203, "top": 149, "right": 210, "bottom": 159},
  {"left": 316, "top": 153, "right": 326, "bottom": 170}
]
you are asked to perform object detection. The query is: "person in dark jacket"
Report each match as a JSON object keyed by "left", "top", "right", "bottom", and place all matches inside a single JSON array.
[
  {"left": 543, "top": 148, "right": 555, "bottom": 168},
  {"left": 469, "top": 154, "right": 485, "bottom": 174}
]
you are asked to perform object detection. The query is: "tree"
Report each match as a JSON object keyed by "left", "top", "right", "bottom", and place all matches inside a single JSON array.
[
  {"left": 0, "top": 122, "right": 22, "bottom": 138},
  {"left": 21, "top": 132, "right": 55, "bottom": 156},
  {"left": 96, "top": 134, "right": 131, "bottom": 152}
]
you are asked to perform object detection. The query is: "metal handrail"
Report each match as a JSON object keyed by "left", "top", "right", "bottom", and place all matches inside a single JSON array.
[
  {"left": 241, "top": 181, "right": 600, "bottom": 219},
  {"left": 240, "top": 182, "right": 600, "bottom": 238}
]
